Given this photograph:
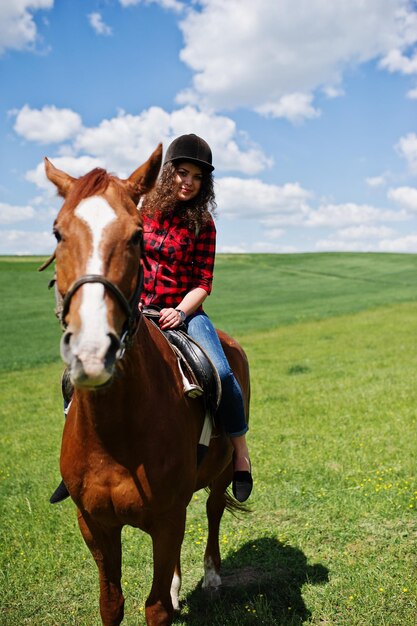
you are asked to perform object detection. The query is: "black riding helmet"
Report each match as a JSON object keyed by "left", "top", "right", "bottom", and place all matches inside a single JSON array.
[{"left": 164, "top": 134, "right": 214, "bottom": 172}]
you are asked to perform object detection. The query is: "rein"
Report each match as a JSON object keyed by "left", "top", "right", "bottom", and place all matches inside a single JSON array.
[{"left": 59, "top": 267, "right": 143, "bottom": 356}]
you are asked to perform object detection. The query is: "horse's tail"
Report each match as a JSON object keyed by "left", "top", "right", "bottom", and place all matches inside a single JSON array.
[
  {"left": 203, "top": 487, "right": 251, "bottom": 516},
  {"left": 204, "top": 487, "right": 251, "bottom": 516},
  {"left": 224, "top": 490, "right": 252, "bottom": 516}
]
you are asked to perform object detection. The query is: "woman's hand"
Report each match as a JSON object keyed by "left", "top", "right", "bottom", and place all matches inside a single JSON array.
[
  {"left": 159, "top": 307, "right": 183, "bottom": 330},
  {"left": 158, "top": 289, "right": 207, "bottom": 330}
]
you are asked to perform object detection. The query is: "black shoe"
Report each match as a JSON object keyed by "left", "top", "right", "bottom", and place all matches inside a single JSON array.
[
  {"left": 232, "top": 469, "right": 253, "bottom": 503},
  {"left": 49, "top": 480, "right": 70, "bottom": 504}
]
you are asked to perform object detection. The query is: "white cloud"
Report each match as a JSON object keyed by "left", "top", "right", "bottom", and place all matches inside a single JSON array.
[
  {"left": 257, "top": 198, "right": 408, "bottom": 234},
  {"left": 0, "top": 202, "right": 35, "bottom": 224},
  {"left": 256, "top": 93, "right": 321, "bottom": 124},
  {"left": 306, "top": 202, "right": 407, "bottom": 226},
  {"left": 216, "top": 177, "right": 312, "bottom": 221},
  {"left": 0, "top": 229, "right": 55, "bottom": 255},
  {"left": 388, "top": 185, "right": 417, "bottom": 210},
  {"left": 72, "top": 106, "right": 271, "bottom": 175},
  {"left": 379, "top": 234, "right": 417, "bottom": 251},
  {"left": 217, "top": 244, "right": 247, "bottom": 253},
  {"left": 322, "top": 85, "right": 345, "bottom": 99},
  {"left": 250, "top": 241, "right": 297, "bottom": 253},
  {"left": 218, "top": 189, "right": 408, "bottom": 234},
  {"left": 177, "top": 0, "right": 417, "bottom": 119},
  {"left": 26, "top": 155, "right": 104, "bottom": 191},
  {"left": 396, "top": 132, "right": 417, "bottom": 174},
  {"left": 13, "top": 105, "right": 82, "bottom": 144},
  {"left": 366, "top": 175, "right": 388, "bottom": 188},
  {"left": 0, "top": 0, "right": 53, "bottom": 54},
  {"left": 379, "top": 48, "right": 417, "bottom": 74},
  {"left": 315, "top": 238, "right": 377, "bottom": 252},
  {"left": 265, "top": 228, "right": 285, "bottom": 240},
  {"left": 407, "top": 86, "right": 417, "bottom": 98},
  {"left": 88, "top": 12, "right": 112, "bottom": 36},
  {"left": 73, "top": 107, "right": 170, "bottom": 175},
  {"left": 218, "top": 241, "right": 297, "bottom": 253},
  {"left": 118, "top": 0, "right": 183, "bottom": 12},
  {"left": 315, "top": 230, "right": 410, "bottom": 252},
  {"left": 337, "top": 225, "right": 395, "bottom": 239}
]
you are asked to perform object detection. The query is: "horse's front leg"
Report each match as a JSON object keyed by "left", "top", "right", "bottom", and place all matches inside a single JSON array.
[
  {"left": 203, "top": 471, "right": 231, "bottom": 590},
  {"left": 146, "top": 508, "right": 186, "bottom": 626},
  {"left": 77, "top": 510, "right": 124, "bottom": 626}
]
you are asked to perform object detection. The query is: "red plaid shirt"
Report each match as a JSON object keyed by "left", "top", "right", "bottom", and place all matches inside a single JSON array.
[{"left": 140, "top": 211, "right": 216, "bottom": 309}]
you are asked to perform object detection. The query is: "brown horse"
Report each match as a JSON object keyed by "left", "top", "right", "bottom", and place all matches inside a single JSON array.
[{"left": 42, "top": 145, "right": 250, "bottom": 626}]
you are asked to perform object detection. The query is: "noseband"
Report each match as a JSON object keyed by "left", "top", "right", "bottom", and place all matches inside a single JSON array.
[{"left": 57, "top": 268, "right": 143, "bottom": 356}]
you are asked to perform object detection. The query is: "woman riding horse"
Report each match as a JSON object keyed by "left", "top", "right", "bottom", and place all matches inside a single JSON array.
[{"left": 139, "top": 133, "right": 252, "bottom": 502}]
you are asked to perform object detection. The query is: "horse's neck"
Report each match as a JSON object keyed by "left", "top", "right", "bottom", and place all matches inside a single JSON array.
[
  {"left": 72, "top": 318, "right": 179, "bottom": 431},
  {"left": 130, "top": 316, "right": 175, "bottom": 375}
]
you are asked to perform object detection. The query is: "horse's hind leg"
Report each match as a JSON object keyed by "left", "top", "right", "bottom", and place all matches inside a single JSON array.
[
  {"left": 77, "top": 510, "right": 124, "bottom": 626},
  {"left": 170, "top": 560, "right": 182, "bottom": 612},
  {"left": 203, "top": 476, "right": 230, "bottom": 590}
]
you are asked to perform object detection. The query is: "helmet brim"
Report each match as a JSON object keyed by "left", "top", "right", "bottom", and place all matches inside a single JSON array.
[{"left": 166, "top": 156, "right": 214, "bottom": 172}]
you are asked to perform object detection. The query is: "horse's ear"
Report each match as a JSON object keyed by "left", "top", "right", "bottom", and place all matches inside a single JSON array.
[
  {"left": 44, "top": 157, "right": 76, "bottom": 198},
  {"left": 125, "top": 143, "right": 163, "bottom": 204}
]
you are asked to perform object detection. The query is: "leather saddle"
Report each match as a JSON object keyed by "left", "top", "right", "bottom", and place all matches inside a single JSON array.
[
  {"left": 143, "top": 309, "right": 222, "bottom": 463},
  {"left": 143, "top": 309, "right": 222, "bottom": 419}
]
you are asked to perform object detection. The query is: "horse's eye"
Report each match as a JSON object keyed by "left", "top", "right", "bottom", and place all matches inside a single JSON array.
[
  {"left": 53, "top": 228, "right": 62, "bottom": 242},
  {"left": 130, "top": 230, "right": 143, "bottom": 246}
]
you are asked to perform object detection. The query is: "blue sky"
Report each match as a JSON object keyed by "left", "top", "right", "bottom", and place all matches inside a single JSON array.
[{"left": 1, "top": 0, "right": 417, "bottom": 254}]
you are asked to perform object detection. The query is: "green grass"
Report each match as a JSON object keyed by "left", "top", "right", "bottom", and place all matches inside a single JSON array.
[
  {"left": 0, "top": 257, "right": 59, "bottom": 372},
  {"left": 2, "top": 252, "right": 417, "bottom": 371},
  {"left": 1, "top": 254, "right": 417, "bottom": 625},
  {"left": 208, "top": 252, "right": 417, "bottom": 334}
]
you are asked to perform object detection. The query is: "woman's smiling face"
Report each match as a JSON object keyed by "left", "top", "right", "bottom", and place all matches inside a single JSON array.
[{"left": 174, "top": 162, "right": 203, "bottom": 202}]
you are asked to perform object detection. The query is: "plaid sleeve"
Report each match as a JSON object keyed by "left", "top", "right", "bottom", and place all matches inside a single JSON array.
[{"left": 191, "top": 216, "right": 216, "bottom": 294}]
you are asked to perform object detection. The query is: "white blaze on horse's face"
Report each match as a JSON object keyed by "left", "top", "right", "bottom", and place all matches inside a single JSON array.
[{"left": 62, "top": 196, "right": 117, "bottom": 386}]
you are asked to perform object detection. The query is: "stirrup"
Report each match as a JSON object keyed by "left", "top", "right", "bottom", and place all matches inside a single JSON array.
[
  {"left": 176, "top": 357, "right": 203, "bottom": 398},
  {"left": 183, "top": 381, "right": 204, "bottom": 398}
]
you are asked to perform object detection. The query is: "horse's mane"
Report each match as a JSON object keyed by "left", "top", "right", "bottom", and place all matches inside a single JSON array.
[{"left": 68, "top": 168, "right": 113, "bottom": 205}]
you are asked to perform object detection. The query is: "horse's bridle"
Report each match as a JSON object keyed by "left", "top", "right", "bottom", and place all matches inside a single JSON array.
[
  {"left": 40, "top": 233, "right": 144, "bottom": 359},
  {"left": 56, "top": 267, "right": 143, "bottom": 357}
]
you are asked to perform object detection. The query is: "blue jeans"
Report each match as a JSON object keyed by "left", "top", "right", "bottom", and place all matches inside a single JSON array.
[{"left": 185, "top": 312, "right": 248, "bottom": 437}]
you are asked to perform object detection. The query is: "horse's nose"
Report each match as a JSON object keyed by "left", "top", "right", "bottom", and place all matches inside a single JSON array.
[{"left": 60, "top": 330, "right": 120, "bottom": 386}]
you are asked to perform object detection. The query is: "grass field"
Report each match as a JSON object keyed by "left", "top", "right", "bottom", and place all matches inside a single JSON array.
[{"left": 1, "top": 253, "right": 417, "bottom": 625}]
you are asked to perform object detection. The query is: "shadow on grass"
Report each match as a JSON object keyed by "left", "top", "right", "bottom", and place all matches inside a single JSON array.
[{"left": 177, "top": 537, "right": 329, "bottom": 625}]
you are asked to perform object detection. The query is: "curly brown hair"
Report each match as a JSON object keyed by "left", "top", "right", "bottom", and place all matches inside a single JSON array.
[{"left": 140, "top": 161, "right": 216, "bottom": 230}]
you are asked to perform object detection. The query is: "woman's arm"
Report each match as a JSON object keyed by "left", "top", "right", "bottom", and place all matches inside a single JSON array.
[{"left": 159, "top": 217, "right": 216, "bottom": 330}]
